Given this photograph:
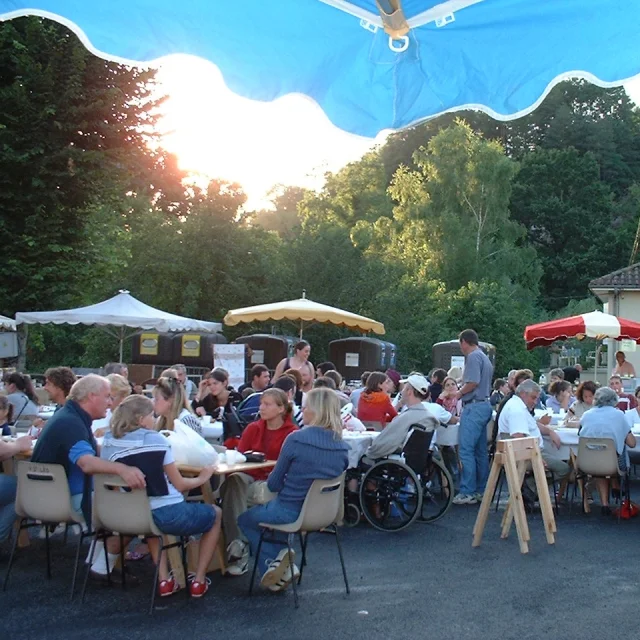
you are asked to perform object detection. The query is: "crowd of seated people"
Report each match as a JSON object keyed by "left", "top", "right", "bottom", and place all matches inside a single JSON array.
[{"left": 5, "top": 342, "right": 640, "bottom": 599}]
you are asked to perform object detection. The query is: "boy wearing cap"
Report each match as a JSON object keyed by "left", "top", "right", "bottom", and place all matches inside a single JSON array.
[{"left": 364, "top": 374, "right": 438, "bottom": 460}]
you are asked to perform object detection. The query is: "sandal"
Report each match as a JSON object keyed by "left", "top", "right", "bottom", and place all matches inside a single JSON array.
[{"left": 125, "top": 550, "right": 150, "bottom": 562}]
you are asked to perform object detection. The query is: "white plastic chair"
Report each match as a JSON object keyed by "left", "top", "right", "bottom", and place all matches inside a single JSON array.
[
  {"left": 3, "top": 461, "right": 89, "bottom": 599},
  {"left": 248, "top": 474, "right": 349, "bottom": 608},
  {"left": 81, "top": 474, "right": 189, "bottom": 615}
]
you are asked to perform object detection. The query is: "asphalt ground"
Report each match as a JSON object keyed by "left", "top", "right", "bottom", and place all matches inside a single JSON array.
[{"left": 2, "top": 489, "right": 640, "bottom": 640}]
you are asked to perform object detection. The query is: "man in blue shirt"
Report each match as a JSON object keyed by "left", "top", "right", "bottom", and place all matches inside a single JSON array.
[
  {"left": 32, "top": 374, "right": 145, "bottom": 580},
  {"left": 453, "top": 329, "right": 494, "bottom": 505}
]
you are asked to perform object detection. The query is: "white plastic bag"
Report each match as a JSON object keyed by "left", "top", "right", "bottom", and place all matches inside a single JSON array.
[
  {"left": 159, "top": 419, "right": 219, "bottom": 467},
  {"left": 342, "top": 413, "right": 366, "bottom": 432}
]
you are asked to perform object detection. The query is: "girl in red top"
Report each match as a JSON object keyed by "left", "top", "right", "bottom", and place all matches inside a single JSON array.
[
  {"left": 357, "top": 371, "right": 398, "bottom": 428},
  {"left": 221, "top": 388, "right": 298, "bottom": 576}
]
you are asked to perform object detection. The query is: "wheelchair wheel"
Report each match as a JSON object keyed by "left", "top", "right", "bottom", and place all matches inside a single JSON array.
[
  {"left": 359, "top": 460, "right": 422, "bottom": 532},
  {"left": 343, "top": 502, "right": 361, "bottom": 527},
  {"left": 417, "top": 455, "right": 454, "bottom": 523}
]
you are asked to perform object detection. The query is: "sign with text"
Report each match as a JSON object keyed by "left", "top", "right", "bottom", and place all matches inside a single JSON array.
[{"left": 345, "top": 352, "right": 360, "bottom": 367}]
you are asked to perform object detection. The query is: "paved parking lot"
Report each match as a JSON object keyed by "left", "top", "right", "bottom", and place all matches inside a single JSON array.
[{"left": 3, "top": 496, "right": 640, "bottom": 640}]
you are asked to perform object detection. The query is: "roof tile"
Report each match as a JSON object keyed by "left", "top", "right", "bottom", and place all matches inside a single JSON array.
[{"left": 589, "top": 263, "right": 640, "bottom": 290}]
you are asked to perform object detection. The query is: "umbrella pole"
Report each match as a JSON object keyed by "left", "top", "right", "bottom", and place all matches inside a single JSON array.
[
  {"left": 299, "top": 320, "right": 303, "bottom": 340},
  {"left": 595, "top": 340, "right": 599, "bottom": 386},
  {"left": 119, "top": 326, "right": 124, "bottom": 363}
]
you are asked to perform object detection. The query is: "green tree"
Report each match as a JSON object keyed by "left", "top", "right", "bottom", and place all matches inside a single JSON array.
[
  {"left": 0, "top": 17, "right": 177, "bottom": 317},
  {"left": 509, "top": 147, "right": 626, "bottom": 308},
  {"left": 385, "top": 121, "right": 539, "bottom": 290}
]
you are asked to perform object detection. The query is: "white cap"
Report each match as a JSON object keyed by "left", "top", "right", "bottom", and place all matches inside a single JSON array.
[{"left": 403, "top": 374, "right": 430, "bottom": 396}]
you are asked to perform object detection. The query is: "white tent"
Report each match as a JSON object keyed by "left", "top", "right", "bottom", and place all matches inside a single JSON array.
[
  {"left": 15, "top": 290, "right": 223, "bottom": 361},
  {"left": 0, "top": 315, "right": 16, "bottom": 331}
]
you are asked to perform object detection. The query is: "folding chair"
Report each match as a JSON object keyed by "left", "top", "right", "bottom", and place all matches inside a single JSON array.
[
  {"left": 248, "top": 474, "right": 349, "bottom": 608},
  {"left": 3, "top": 461, "right": 90, "bottom": 599}
]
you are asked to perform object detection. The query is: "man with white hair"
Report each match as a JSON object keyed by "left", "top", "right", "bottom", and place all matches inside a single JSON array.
[
  {"left": 172, "top": 363, "right": 198, "bottom": 400},
  {"left": 498, "top": 379, "right": 570, "bottom": 493},
  {"left": 32, "top": 374, "right": 145, "bottom": 580}
]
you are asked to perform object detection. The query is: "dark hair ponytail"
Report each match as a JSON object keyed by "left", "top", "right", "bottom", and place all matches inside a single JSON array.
[{"left": 6, "top": 372, "right": 37, "bottom": 403}]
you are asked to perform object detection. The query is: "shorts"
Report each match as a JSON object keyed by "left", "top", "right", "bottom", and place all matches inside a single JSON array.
[{"left": 152, "top": 501, "right": 216, "bottom": 537}]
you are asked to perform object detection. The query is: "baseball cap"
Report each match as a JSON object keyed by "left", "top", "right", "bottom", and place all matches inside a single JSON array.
[{"left": 403, "top": 374, "right": 430, "bottom": 396}]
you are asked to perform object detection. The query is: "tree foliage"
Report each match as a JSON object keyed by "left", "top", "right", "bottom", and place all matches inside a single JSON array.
[{"left": 4, "top": 19, "right": 640, "bottom": 377}]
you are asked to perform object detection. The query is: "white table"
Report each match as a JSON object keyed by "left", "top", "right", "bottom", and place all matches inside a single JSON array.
[
  {"left": 342, "top": 430, "right": 380, "bottom": 468},
  {"left": 544, "top": 426, "right": 640, "bottom": 461}
]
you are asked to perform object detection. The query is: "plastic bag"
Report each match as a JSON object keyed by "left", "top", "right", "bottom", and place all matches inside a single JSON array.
[
  {"left": 159, "top": 419, "right": 219, "bottom": 467},
  {"left": 342, "top": 413, "right": 366, "bottom": 432}
]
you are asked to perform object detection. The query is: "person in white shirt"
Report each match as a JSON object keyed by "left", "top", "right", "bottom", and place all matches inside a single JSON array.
[
  {"left": 498, "top": 379, "right": 570, "bottom": 489},
  {"left": 423, "top": 397, "right": 460, "bottom": 480}
]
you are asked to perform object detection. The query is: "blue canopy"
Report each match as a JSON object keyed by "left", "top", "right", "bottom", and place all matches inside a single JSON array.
[{"left": 1, "top": 1, "right": 639, "bottom": 137}]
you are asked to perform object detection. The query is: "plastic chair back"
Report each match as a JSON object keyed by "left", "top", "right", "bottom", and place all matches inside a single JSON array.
[
  {"left": 297, "top": 475, "right": 345, "bottom": 532},
  {"left": 15, "top": 461, "right": 83, "bottom": 524},
  {"left": 13, "top": 415, "right": 37, "bottom": 432},
  {"left": 264, "top": 475, "right": 345, "bottom": 534},
  {"left": 92, "top": 474, "right": 161, "bottom": 536},
  {"left": 577, "top": 437, "right": 620, "bottom": 476}
]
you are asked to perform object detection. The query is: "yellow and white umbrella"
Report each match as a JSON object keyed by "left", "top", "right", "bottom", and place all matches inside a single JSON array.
[{"left": 223, "top": 294, "right": 385, "bottom": 338}]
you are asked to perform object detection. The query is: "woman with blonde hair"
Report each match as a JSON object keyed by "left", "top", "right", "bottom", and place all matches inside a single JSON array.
[
  {"left": 101, "top": 395, "right": 221, "bottom": 598},
  {"left": 238, "top": 387, "right": 349, "bottom": 593},
  {"left": 154, "top": 376, "right": 202, "bottom": 434},
  {"left": 92, "top": 373, "right": 131, "bottom": 436}
]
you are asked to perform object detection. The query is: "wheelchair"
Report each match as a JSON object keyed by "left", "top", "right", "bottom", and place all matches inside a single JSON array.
[{"left": 343, "top": 425, "right": 454, "bottom": 532}]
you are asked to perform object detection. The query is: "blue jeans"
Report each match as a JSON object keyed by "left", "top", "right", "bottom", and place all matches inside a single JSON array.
[
  {"left": 238, "top": 499, "right": 300, "bottom": 577},
  {"left": 458, "top": 402, "right": 492, "bottom": 495},
  {"left": 0, "top": 474, "right": 17, "bottom": 543},
  {"left": 152, "top": 501, "right": 216, "bottom": 536}
]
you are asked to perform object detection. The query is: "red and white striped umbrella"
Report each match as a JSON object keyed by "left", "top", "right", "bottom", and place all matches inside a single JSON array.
[{"left": 524, "top": 311, "right": 640, "bottom": 349}]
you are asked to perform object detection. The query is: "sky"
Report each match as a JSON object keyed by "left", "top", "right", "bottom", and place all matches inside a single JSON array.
[{"left": 156, "top": 54, "right": 640, "bottom": 210}]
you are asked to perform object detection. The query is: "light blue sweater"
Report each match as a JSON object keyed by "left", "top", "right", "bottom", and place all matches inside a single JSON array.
[{"left": 267, "top": 426, "right": 349, "bottom": 512}]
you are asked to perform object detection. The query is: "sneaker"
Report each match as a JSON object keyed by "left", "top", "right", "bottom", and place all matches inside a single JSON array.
[
  {"left": 260, "top": 548, "right": 295, "bottom": 589},
  {"left": 158, "top": 574, "right": 179, "bottom": 597},
  {"left": 267, "top": 563, "right": 301, "bottom": 592},
  {"left": 474, "top": 493, "right": 484, "bottom": 502},
  {"left": 452, "top": 493, "right": 478, "bottom": 505},
  {"left": 226, "top": 556, "right": 249, "bottom": 576},
  {"left": 226, "top": 538, "right": 246, "bottom": 563},
  {"left": 187, "top": 574, "right": 211, "bottom": 598}
]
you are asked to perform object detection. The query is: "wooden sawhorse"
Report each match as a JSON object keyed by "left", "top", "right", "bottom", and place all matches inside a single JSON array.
[{"left": 472, "top": 437, "right": 556, "bottom": 554}]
